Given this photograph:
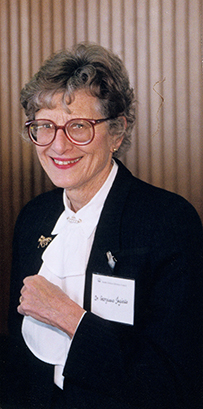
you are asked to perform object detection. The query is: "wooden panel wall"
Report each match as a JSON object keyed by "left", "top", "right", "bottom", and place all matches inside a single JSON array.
[{"left": 0, "top": 0, "right": 202, "bottom": 334}]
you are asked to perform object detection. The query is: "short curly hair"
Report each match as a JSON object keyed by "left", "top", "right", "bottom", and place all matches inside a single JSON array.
[{"left": 20, "top": 43, "right": 136, "bottom": 157}]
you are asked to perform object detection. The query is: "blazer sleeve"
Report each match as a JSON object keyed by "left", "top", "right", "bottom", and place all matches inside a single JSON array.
[
  {"left": 63, "top": 194, "right": 203, "bottom": 409},
  {"left": 6, "top": 190, "right": 63, "bottom": 409}
]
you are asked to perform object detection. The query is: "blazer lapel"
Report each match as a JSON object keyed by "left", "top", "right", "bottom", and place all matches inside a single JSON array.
[{"left": 84, "top": 160, "right": 134, "bottom": 311}]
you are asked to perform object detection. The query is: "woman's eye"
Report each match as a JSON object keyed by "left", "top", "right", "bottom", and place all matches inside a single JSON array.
[
  {"left": 43, "top": 123, "right": 53, "bottom": 129},
  {"left": 72, "top": 123, "right": 84, "bottom": 129}
]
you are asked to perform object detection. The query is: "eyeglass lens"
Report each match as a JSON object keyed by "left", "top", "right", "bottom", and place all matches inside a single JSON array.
[{"left": 29, "top": 119, "right": 94, "bottom": 145}]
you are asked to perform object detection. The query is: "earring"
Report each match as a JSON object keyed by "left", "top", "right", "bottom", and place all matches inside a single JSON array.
[{"left": 113, "top": 148, "right": 117, "bottom": 153}]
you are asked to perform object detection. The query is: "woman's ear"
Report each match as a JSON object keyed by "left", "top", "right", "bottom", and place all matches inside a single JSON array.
[
  {"left": 110, "top": 116, "right": 127, "bottom": 152},
  {"left": 111, "top": 135, "right": 124, "bottom": 153},
  {"left": 121, "top": 115, "right": 128, "bottom": 130}
]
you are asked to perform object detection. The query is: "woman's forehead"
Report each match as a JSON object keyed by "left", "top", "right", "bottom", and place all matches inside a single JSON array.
[{"left": 36, "top": 89, "right": 102, "bottom": 116}]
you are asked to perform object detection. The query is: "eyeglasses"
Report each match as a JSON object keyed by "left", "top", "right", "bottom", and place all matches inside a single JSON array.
[{"left": 25, "top": 117, "right": 113, "bottom": 146}]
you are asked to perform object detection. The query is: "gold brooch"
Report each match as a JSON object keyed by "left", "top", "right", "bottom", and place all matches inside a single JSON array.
[{"left": 37, "top": 235, "right": 52, "bottom": 248}]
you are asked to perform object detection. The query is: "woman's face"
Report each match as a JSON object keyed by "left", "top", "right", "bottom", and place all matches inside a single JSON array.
[{"left": 35, "top": 90, "right": 123, "bottom": 209}]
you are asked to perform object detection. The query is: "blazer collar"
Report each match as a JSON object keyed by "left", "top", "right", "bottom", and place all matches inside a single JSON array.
[{"left": 90, "top": 159, "right": 134, "bottom": 252}]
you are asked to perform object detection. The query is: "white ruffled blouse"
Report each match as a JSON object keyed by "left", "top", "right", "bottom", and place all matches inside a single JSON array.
[{"left": 22, "top": 161, "right": 118, "bottom": 389}]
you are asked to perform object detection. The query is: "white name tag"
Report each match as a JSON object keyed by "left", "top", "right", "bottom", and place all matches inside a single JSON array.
[{"left": 91, "top": 274, "right": 135, "bottom": 325}]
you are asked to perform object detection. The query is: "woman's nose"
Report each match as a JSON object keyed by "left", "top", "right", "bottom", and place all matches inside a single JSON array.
[{"left": 51, "top": 128, "right": 73, "bottom": 153}]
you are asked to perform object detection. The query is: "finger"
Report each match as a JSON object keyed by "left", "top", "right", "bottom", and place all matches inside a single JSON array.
[
  {"left": 21, "top": 285, "right": 26, "bottom": 294},
  {"left": 17, "top": 304, "right": 26, "bottom": 316}
]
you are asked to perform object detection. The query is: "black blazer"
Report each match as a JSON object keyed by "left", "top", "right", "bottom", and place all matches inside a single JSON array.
[{"left": 7, "top": 160, "right": 203, "bottom": 409}]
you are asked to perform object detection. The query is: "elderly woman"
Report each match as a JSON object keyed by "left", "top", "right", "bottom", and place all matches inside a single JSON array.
[{"left": 7, "top": 43, "right": 202, "bottom": 409}]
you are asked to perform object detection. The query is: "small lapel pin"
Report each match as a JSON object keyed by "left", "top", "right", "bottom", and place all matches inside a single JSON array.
[
  {"left": 106, "top": 251, "right": 117, "bottom": 269},
  {"left": 37, "top": 235, "right": 52, "bottom": 248}
]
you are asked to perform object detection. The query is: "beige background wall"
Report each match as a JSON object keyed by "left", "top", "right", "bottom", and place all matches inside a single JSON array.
[{"left": 0, "top": 0, "right": 202, "bottom": 334}]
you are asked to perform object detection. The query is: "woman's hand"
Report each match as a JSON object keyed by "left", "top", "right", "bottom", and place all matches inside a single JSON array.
[{"left": 17, "top": 275, "right": 85, "bottom": 339}]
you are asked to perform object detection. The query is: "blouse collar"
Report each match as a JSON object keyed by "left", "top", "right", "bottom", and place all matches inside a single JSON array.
[{"left": 51, "top": 160, "right": 118, "bottom": 239}]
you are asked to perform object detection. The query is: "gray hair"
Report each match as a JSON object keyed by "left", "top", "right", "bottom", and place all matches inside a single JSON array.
[{"left": 20, "top": 43, "right": 136, "bottom": 157}]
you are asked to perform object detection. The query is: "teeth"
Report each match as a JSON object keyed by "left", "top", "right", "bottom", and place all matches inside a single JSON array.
[{"left": 53, "top": 158, "right": 80, "bottom": 165}]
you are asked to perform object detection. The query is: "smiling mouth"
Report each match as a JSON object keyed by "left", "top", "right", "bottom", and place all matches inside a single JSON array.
[{"left": 52, "top": 157, "right": 81, "bottom": 165}]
